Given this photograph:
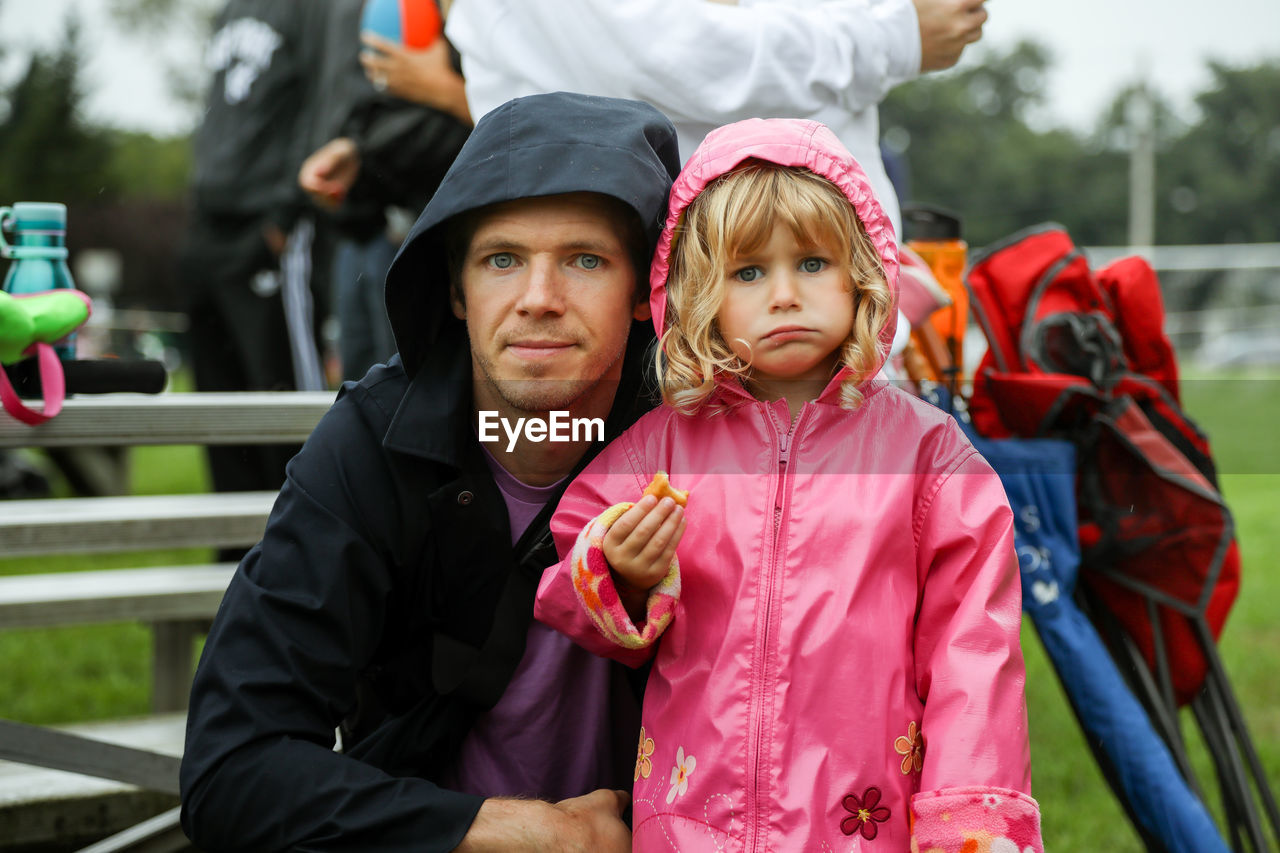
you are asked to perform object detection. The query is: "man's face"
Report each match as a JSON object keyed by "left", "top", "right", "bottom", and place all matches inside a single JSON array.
[{"left": 452, "top": 192, "right": 650, "bottom": 415}]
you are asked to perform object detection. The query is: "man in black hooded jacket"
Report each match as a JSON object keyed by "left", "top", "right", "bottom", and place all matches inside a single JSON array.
[{"left": 179, "top": 92, "right": 681, "bottom": 851}]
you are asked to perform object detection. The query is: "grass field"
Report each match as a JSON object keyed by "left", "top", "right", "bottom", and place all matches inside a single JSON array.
[
  {"left": 0, "top": 372, "right": 1276, "bottom": 850},
  {"left": 1022, "top": 372, "right": 1280, "bottom": 850},
  {"left": 0, "top": 444, "right": 212, "bottom": 723}
]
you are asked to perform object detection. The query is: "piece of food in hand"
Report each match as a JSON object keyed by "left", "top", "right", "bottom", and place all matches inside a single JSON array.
[{"left": 642, "top": 471, "right": 688, "bottom": 507}]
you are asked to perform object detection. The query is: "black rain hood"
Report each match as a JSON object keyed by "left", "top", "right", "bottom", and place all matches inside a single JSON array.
[{"left": 384, "top": 91, "right": 683, "bottom": 378}]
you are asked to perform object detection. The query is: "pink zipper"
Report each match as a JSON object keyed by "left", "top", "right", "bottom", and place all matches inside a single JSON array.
[{"left": 747, "top": 402, "right": 805, "bottom": 852}]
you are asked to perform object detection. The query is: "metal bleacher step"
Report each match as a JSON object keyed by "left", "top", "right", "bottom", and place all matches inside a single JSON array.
[
  {"left": 0, "top": 714, "right": 187, "bottom": 851},
  {"left": 0, "top": 391, "right": 333, "bottom": 449},
  {"left": 0, "top": 491, "right": 278, "bottom": 557},
  {"left": 0, "top": 564, "right": 236, "bottom": 630}
]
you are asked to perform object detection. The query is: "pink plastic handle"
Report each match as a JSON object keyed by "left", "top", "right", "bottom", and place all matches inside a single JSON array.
[{"left": 0, "top": 343, "right": 65, "bottom": 425}]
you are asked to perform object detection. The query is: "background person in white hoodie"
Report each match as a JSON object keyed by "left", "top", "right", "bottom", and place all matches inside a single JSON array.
[{"left": 442, "top": 0, "right": 987, "bottom": 239}]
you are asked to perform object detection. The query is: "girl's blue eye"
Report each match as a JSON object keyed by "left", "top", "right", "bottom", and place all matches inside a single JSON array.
[
  {"left": 577, "top": 254, "right": 601, "bottom": 270},
  {"left": 735, "top": 266, "right": 761, "bottom": 283},
  {"left": 801, "top": 258, "right": 826, "bottom": 273},
  {"left": 489, "top": 253, "right": 515, "bottom": 269}
]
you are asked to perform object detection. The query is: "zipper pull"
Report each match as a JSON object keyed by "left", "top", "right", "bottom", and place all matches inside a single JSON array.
[{"left": 778, "top": 402, "right": 800, "bottom": 467}]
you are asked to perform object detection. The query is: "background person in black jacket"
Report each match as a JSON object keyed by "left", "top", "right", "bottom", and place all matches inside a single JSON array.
[
  {"left": 299, "top": 0, "right": 471, "bottom": 382},
  {"left": 180, "top": 92, "right": 681, "bottom": 851},
  {"left": 179, "top": 0, "right": 334, "bottom": 512}
]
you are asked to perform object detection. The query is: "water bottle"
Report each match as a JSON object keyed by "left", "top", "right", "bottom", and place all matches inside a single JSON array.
[
  {"left": 1, "top": 202, "right": 79, "bottom": 359},
  {"left": 362, "top": 0, "right": 442, "bottom": 49}
]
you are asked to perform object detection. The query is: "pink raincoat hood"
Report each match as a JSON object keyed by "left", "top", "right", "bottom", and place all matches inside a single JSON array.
[{"left": 649, "top": 118, "right": 901, "bottom": 391}]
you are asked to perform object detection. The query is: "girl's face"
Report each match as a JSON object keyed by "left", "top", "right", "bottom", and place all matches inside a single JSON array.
[{"left": 716, "top": 222, "right": 855, "bottom": 391}]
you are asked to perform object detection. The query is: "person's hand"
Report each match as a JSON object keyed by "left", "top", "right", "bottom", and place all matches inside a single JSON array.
[
  {"left": 914, "top": 0, "right": 988, "bottom": 72},
  {"left": 551, "top": 789, "right": 633, "bottom": 851},
  {"left": 603, "top": 494, "right": 686, "bottom": 621},
  {"left": 298, "top": 137, "right": 361, "bottom": 210},
  {"left": 454, "top": 790, "right": 632, "bottom": 852},
  {"left": 360, "top": 33, "right": 473, "bottom": 125}
]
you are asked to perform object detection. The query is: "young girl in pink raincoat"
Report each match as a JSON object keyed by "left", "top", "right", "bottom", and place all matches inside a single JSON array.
[{"left": 535, "top": 117, "right": 1043, "bottom": 853}]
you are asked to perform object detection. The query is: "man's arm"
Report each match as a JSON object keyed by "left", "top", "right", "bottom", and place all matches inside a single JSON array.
[
  {"left": 180, "top": 381, "right": 635, "bottom": 851},
  {"left": 446, "top": 0, "right": 922, "bottom": 120},
  {"left": 346, "top": 101, "right": 471, "bottom": 211},
  {"left": 298, "top": 98, "right": 471, "bottom": 215},
  {"left": 179, "top": 387, "right": 484, "bottom": 851}
]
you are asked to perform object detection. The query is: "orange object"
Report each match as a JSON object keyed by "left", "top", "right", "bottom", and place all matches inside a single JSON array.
[
  {"left": 903, "top": 206, "right": 968, "bottom": 385},
  {"left": 399, "top": 0, "right": 442, "bottom": 48},
  {"left": 912, "top": 239, "right": 968, "bottom": 370},
  {"left": 643, "top": 471, "right": 688, "bottom": 506}
]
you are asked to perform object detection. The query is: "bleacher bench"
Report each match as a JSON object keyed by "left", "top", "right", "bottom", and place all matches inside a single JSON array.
[
  {"left": 0, "top": 390, "right": 331, "bottom": 711},
  {"left": 0, "top": 391, "right": 331, "bottom": 851}
]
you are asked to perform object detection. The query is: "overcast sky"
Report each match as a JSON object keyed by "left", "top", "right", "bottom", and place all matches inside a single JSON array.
[{"left": 1, "top": 0, "right": 1278, "bottom": 135}]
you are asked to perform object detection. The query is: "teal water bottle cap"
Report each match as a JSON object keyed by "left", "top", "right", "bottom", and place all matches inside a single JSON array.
[
  {"left": 0, "top": 202, "right": 69, "bottom": 260},
  {"left": 9, "top": 202, "right": 67, "bottom": 231}
]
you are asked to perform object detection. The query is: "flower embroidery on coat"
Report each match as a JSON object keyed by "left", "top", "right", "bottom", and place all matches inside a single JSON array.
[
  {"left": 635, "top": 726, "right": 655, "bottom": 781},
  {"left": 893, "top": 720, "right": 925, "bottom": 775},
  {"left": 666, "top": 746, "right": 696, "bottom": 804},
  {"left": 840, "top": 786, "right": 891, "bottom": 840}
]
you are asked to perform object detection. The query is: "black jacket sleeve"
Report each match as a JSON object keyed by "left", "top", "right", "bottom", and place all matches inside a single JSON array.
[
  {"left": 179, "top": 382, "right": 484, "bottom": 852},
  {"left": 347, "top": 101, "right": 472, "bottom": 214},
  {"left": 300, "top": 0, "right": 470, "bottom": 231}
]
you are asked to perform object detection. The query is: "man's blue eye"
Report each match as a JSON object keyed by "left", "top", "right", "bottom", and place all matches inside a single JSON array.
[
  {"left": 490, "top": 253, "right": 514, "bottom": 269},
  {"left": 735, "top": 267, "right": 761, "bottom": 282},
  {"left": 801, "top": 258, "right": 825, "bottom": 273},
  {"left": 578, "top": 254, "right": 601, "bottom": 270}
]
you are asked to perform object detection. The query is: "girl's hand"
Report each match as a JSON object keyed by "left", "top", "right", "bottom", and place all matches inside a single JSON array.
[
  {"left": 603, "top": 494, "right": 686, "bottom": 621},
  {"left": 360, "top": 33, "right": 473, "bottom": 125}
]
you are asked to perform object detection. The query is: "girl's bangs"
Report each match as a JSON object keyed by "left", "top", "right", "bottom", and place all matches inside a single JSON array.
[
  {"left": 718, "top": 170, "right": 783, "bottom": 258},
  {"left": 777, "top": 173, "right": 857, "bottom": 255},
  {"left": 719, "top": 166, "right": 853, "bottom": 259}
]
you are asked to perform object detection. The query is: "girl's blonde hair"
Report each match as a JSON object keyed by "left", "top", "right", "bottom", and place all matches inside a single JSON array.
[{"left": 658, "top": 161, "right": 893, "bottom": 413}]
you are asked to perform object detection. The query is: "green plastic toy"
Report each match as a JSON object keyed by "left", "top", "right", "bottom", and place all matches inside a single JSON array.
[{"left": 0, "top": 289, "right": 92, "bottom": 424}]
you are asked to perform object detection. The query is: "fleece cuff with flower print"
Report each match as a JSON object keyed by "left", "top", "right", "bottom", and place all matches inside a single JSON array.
[
  {"left": 569, "top": 502, "right": 681, "bottom": 649},
  {"left": 910, "top": 786, "right": 1043, "bottom": 853}
]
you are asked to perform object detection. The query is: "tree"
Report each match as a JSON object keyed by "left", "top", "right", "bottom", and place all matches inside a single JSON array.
[
  {"left": 1158, "top": 60, "right": 1280, "bottom": 245},
  {"left": 105, "top": 131, "right": 192, "bottom": 201},
  {"left": 0, "top": 10, "right": 191, "bottom": 310},
  {"left": 882, "top": 43, "right": 1280, "bottom": 250},
  {"left": 880, "top": 41, "right": 1129, "bottom": 246},
  {"left": 108, "top": 0, "right": 222, "bottom": 111},
  {"left": 0, "top": 16, "right": 120, "bottom": 204}
]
